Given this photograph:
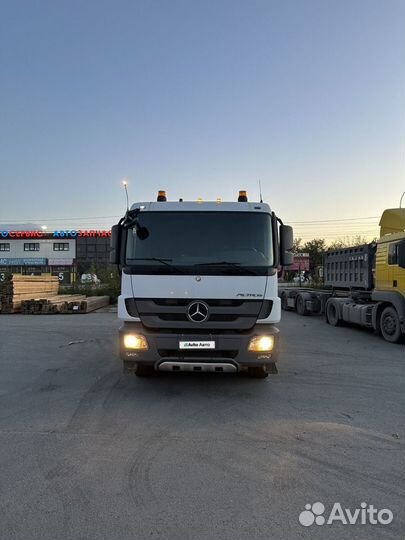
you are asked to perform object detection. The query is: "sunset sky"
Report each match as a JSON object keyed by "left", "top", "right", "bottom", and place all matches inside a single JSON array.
[{"left": 1, "top": 0, "right": 404, "bottom": 243}]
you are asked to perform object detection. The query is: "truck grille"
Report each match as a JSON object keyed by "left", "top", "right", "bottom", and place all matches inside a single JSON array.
[
  {"left": 125, "top": 298, "right": 267, "bottom": 330},
  {"left": 158, "top": 313, "right": 239, "bottom": 322},
  {"left": 157, "top": 349, "right": 238, "bottom": 359}
]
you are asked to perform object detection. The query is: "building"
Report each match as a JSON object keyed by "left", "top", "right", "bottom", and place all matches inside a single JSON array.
[
  {"left": 76, "top": 234, "right": 112, "bottom": 275},
  {"left": 0, "top": 228, "right": 112, "bottom": 284}
]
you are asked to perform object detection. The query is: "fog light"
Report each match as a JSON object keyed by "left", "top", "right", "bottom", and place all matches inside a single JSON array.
[
  {"left": 248, "top": 335, "right": 274, "bottom": 352},
  {"left": 123, "top": 334, "right": 149, "bottom": 350}
]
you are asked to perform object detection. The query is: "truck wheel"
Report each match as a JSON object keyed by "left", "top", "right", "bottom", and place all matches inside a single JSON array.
[
  {"left": 123, "top": 361, "right": 135, "bottom": 374},
  {"left": 380, "top": 306, "right": 402, "bottom": 344},
  {"left": 281, "top": 292, "right": 288, "bottom": 311},
  {"left": 296, "top": 294, "right": 309, "bottom": 316},
  {"left": 267, "top": 362, "right": 278, "bottom": 374},
  {"left": 135, "top": 364, "right": 155, "bottom": 377},
  {"left": 248, "top": 366, "right": 269, "bottom": 378},
  {"left": 326, "top": 301, "right": 340, "bottom": 326}
]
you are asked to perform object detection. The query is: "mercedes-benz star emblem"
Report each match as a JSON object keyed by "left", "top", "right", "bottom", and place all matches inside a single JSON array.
[{"left": 187, "top": 301, "right": 209, "bottom": 323}]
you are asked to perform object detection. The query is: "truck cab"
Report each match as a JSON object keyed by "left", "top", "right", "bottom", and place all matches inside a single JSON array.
[
  {"left": 372, "top": 230, "right": 405, "bottom": 342},
  {"left": 375, "top": 232, "right": 405, "bottom": 295},
  {"left": 110, "top": 191, "right": 293, "bottom": 377},
  {"left": 324, "top": 208, "right": 405, "bottom": 343}
]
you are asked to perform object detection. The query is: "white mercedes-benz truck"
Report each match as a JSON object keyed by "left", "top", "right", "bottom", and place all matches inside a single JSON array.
[{"left": 110, "top": 190, "right": 293, "bottom": 378}]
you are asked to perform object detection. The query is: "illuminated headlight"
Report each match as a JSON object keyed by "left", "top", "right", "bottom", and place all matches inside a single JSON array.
[
  {"left": 248, "top": 335, "right": 274, "bottom": 352},
  {"left": 123, "top": 334, "right": 149, "bottom": 350}
]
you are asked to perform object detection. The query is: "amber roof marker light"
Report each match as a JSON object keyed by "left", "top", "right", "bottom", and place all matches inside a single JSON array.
[
  {"left": 157, "top": 190, "right": 167, "bottom": 202},
  {"left": 238, "top": 190, "right": 248, "bottom": 202}
]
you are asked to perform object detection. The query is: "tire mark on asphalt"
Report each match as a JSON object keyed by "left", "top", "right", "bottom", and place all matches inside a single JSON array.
[
  {"left": 66, "top": 370, "right": 122, "bottom": 433},
  {"left": 294, "top": 446, "right": 405, "bottom": 500},
  {"left": 123, "top": 386, "right": 276, "bottom": 537}
]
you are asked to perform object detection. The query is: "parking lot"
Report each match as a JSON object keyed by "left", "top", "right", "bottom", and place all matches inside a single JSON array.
[{"left": 0, "top": 311, "right": 404, "bottom": 540}]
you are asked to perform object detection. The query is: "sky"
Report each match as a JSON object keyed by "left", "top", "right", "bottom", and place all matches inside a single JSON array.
[{"left": 1, "top": 0, "right": 404, "bottom": 242}]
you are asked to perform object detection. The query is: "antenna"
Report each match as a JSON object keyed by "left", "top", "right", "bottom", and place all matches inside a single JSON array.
[
  {"left": 122, "top": 179, "right": 129, "bottom": 211},
  {"left": 259, "top": 179, "right": 263, "bottom": 203}
]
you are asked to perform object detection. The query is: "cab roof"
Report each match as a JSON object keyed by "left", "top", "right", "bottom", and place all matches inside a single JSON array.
[
  {"left": 130, "top": 201, "right": 271, "bottom": 213},
  {"left": 379, "top": 208, "right": 405, "bottom": 237}
]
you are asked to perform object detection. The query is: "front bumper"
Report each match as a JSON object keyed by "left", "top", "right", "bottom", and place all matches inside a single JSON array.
[{"left": 119, "top": 322, "right": 279, "bottom": 371}]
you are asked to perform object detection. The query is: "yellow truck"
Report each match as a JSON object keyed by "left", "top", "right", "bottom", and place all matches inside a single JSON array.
[{"left": 281, "top": 208, "right": 405, "bottom": 343}]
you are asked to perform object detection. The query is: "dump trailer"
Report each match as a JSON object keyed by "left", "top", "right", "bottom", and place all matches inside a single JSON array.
[
  {"left": 110, "top": 190, "right": 294, "bottom": 377},
  {"left": 280, "top": 208, "right": 405, "bottom": 343}
]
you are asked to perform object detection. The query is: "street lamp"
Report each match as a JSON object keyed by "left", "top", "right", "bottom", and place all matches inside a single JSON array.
[{"left": 122, "top": 179, "right": 129, "bottom": 210}]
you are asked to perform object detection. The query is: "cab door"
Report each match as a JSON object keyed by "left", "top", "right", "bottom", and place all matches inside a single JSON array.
[{"left": 388, "top": 241, "right": 405, "bottom": 295}]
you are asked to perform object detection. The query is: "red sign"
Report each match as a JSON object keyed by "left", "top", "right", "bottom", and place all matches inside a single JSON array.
[
  {"left": 1, "top": 229, "right": 112, "bottom": 239},
  {"left": 0, "top": 230, "right": 45, "bottom": 239},
  {"left": 290, "top": 254, "right": 310, "bottom": 271}
]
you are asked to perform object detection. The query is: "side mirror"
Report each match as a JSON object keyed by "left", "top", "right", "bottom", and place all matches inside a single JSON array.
[
  {"left": 136, "top": 224, "right": 149, "bottom": 240},
  {"left": 110, "top": 224, "right": 122, "bottom": 264},
  {"left": 398, "top": 241, "right": 405, "bottom": 268},
  {"left": 280, "top": 224, "right": 294, "bottom": 267}
]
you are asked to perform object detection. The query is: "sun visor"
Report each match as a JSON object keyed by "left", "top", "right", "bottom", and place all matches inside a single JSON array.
[{"left": 379, "top": 208, "right": 405, "bottom": 237}]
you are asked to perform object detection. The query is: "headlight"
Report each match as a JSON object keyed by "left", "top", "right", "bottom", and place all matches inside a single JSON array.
[
  {"left": 248, "top": 335, "right": 274, "bottom": 352},
  {"left": 123, "top": 334, "right": 149, "bottom": 350}
]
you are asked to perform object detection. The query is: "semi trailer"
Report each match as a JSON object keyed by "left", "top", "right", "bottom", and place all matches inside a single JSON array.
[
  {"left": 110, "top": 190, "right": 293, "bottom": 377},
  {"left": 280, "top": 208, "right": 405, "bottom": 343}
]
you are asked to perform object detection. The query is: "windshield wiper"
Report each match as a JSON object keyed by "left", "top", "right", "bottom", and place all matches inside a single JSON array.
[
  {"left": 128, "top": 257, "right": 173, "bottom": 266},
  {"left": 128, "top": 257, "right": 188, "bottom": 273},
  {"left": 195, "top": 261, "right": 241, "bottom": 266}
]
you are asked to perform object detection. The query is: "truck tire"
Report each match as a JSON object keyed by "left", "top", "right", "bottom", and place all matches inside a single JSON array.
[
  {"left": 326, "top": 300, "right": 341, "bottom": 326},
  {"left": 135, "top": 364, "right": 155, "bottom": 377},
  {"left": 281, "top": 292, "right": 288, "bottom": 311},
  {"left": 248, "top": 366, "right": 269, "bottom": 378},
  {"left": 296, "top": 294, "right": 309, "bottom": 316},
  {"left": 380, "top": 306, "right": 402, "bottom": 344}
]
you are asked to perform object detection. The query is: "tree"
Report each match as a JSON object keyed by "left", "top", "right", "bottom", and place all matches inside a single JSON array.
[
  {"left": 303, "top": 238, "right": 326, "bottom": 275},
  {"left": 328, "top": 235, "right": 368, "bottom": 250},
  {"left": 292, "top": 237, "right": 303, "bottom": 254}
]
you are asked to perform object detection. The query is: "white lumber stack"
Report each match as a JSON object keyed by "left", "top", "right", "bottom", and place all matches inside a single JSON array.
[
  {"left": 0, "top": 274, "right": 111, "bottom": 314},
  {"left": 0, "top": 275, "right": 59, "bottom": 313},
  {"left": 79, "top": 296, "right": 110, "bottom": 313}
]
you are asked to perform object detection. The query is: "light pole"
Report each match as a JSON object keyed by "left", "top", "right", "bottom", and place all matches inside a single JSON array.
[
  {"left": 400, "top": 191, "right": 405, "bottom": 208},
  {"left": 122, "top": 179, "right": 129, "bottom": 211}
]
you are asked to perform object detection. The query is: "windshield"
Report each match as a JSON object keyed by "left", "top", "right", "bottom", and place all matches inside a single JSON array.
[{"left": 125, "top": 211, "right": 274, "bottom": 275}]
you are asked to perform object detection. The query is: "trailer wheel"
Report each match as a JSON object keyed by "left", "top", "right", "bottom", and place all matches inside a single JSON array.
[
  {"left": 281, "top": 292, "right": 288, "bottom": 311},
  {"left": 326, "top": 300, "right": 340, "bottom": 326},
  {"left": 380, "top": 306, "right": 402, "bottom": 344},
  {"left": 296, "top": 294, "right": 309, "bottom": 316}
]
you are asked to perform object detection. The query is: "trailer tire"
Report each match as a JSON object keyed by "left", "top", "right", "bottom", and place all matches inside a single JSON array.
[
  {"left": 296, "top": 294, "right": 309, "bottom": 316},
  {"left": 326, "top": 300, "right": 341, "bottom": 326},
  {"left": 281, "top": 292, "right": 288, "bottom": 311},
  {"left": 380, "top": 306, "right": 402, "bottom": 344}
]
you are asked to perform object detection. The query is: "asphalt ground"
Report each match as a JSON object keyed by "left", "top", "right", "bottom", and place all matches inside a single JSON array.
[{"left": 0, "top": 311, "right": 404, "bottom": 540}]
